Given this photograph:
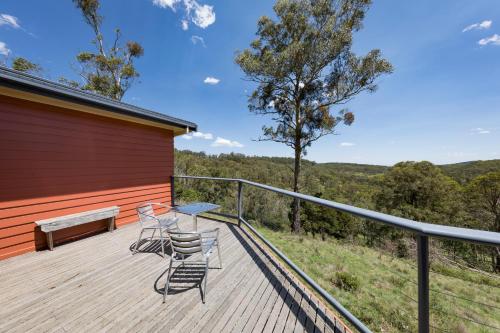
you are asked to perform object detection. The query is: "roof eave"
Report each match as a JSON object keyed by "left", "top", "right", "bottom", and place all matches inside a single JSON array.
[{"left": 0, "top": 67, "right": 197, "bottom": 133}]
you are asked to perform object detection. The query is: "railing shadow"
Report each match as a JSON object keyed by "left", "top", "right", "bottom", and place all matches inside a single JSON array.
[{"left": 225, "top": 222, "right": 337, "bottom": 333}]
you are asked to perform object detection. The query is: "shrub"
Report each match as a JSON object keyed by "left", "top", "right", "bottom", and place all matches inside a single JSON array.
[
  {"left": 396, "top": 241, "right": 409, "bottom": 258},
  {"left": 333, "top": 271, "right": 360, "bottom": 292}
]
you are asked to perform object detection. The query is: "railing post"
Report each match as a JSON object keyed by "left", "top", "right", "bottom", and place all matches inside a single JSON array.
[
  {"left": 417, "top": 235, "right": 430, "bottom": 333},
  {"left": 170, "top": 175, "right": 176, "bottom": 207},
  {"left": 237, "top": 181, "right": 243, "bottom": 227}
]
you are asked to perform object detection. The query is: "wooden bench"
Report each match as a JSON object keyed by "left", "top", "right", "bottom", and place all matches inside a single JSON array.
[{"left": 35, "top": 206, "right": 120, "bottom": 251}]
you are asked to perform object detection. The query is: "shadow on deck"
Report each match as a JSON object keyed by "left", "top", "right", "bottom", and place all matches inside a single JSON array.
[{"left": 0, "top": 216, "right": 347, "bottom": 332}]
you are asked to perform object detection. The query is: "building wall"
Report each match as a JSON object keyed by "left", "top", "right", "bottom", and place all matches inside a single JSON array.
[{"left": 0, "top": 95, "right": 174, "bottom": 260}]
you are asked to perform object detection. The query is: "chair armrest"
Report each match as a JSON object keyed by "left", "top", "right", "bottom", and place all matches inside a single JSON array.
[{"left": 201, "top": 228, "right": 220, "bottom": 240}]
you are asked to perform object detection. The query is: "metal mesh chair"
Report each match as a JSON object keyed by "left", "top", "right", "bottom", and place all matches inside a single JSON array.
[
  {"left": 134, "top": 202, "right": 179, "bottom": 257},
  {"left": 163, "top": 228, "right": 222, "bottom": 304}
]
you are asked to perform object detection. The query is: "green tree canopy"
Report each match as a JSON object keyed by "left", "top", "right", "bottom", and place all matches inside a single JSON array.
[
  {"left": 12, "top": 57, "right": 42, "bottom": 75},
  {"left": 375, "top": 161, "right": 462, "bottom": 223},
  {"left": 71, "top": 0, "right": 144, "bottom": 100},
  {"left": 466, "top": 171, "right": 500, "bottom": 271},
  {"left": 235, "top": 0, "right": 392, "bottom": 232}
]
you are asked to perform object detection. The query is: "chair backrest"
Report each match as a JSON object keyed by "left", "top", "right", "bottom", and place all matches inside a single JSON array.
[
  {"left": 168, "top": 231, "right": 203, "bottom": 257},
  {"left": 136, "top": 203, "right": 157, "bottom": 226}
]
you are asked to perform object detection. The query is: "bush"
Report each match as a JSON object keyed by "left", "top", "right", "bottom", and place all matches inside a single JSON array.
[
  {"left": 396, "top": 241, "right": 409, "bottom": 258},
  {"left": 333, "top": 271, "right": 360, "bottom": 292}
]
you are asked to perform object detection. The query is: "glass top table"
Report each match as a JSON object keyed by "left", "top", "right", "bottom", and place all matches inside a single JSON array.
[{"left": 172, "top": 202, "right": 221, "bottom": 230}]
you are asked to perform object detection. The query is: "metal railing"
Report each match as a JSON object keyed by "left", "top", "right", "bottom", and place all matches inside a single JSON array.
[{"left": 172, "top": 175, "right": 500, "bottom": 333}]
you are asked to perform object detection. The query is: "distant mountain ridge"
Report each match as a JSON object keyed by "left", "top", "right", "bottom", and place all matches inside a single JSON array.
[{"left": 176, "top": 150, "right": 499, "bottom": 183}]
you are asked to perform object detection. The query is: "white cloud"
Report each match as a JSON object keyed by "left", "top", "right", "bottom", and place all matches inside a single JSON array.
[
  {"left": 463, "top": 20, "right": 492, "bottom": 32},
  {"left": 0, "top": 14, "right": 20, "bottom": 29},
  {"left": 211, "top": 137, "right": 244, "bottom": 148},
  {"left": 152, "top": 0, "right": 180, "bottom": 10},
  {"left": 471, "top": 127, "right": 491, "bottom": 134},
  {"left": 191, "top": 35, "right": 206, "bottom": 47},
  {"left": 478, "top": 34, "right": 500, "bottom": 46},
  {"left": 186, "top": 0, "right": 215, "bottom": 29},
  {"left": 182, "top": 131, "right": 213, "bottom": 140},
  {"left": 191, "top": 131, "right": 213, "bottom": 139},
  {"left": 204, "top": 76, "right": 220, "bottom": 85},
  {"left": 0, "top": 41, "right": 11, "bottom": 56},
  {"left": 152, "top": 0, "right": 215, "bottom": 29},
  {"left": 340, "top": 142, "right": 355, "bottom": 147}
]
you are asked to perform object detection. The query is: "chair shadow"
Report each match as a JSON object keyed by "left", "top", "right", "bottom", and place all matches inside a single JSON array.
[
  {"left": 152, "top": 254, "right": 221, "bottom": 301},
  {"left": 146, "top": 220, "right": 338, "bottom": 332},
  {"left": 129, "top": 238, "right": 173, "bottom": 257}
]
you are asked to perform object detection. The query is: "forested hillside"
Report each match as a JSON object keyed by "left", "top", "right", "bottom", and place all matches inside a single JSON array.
[
  {"left": 174, "top": 150, "right": 500, "bottom": 271},
  {"left": 174, "top": 150, "right": 500, "bottom": 331}
]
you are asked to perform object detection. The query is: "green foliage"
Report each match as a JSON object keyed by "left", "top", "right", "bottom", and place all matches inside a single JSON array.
[
  {"left": 70, "top": 0, "right": 143, "bottom": 100},
  {"left": 258, "top": 227, "right": 500, "bottom": 332},
  {"left": 333, "top": 271, "right": 360, "bottom": 292},
  {"left": 11, "top": 57, "right": 42, "bottom": 75},
  {"left": 301, "top": 192, "right": 358, "bottom": 239},
  {"left": 466, "top": 171, "right": 500, "bottom": 271},
  {"left": 375, "top": 161, "right": 461, "bottom": 222},
  {"left": 466, "top": 171, "right": 500, "bottom": 232},
  {"left": 440, "top": 160, "right": 500, "bottom": 184},
  {"left": 235, "top": 0, "right": 392, "bottom": 232},
  {"left": 175, "top": 150, "right": 500, "bottom": 272}
]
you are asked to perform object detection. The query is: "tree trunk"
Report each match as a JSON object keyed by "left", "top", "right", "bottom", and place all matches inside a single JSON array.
[{"left": 291, "top": 144, "right": 301, "bottom": 233}]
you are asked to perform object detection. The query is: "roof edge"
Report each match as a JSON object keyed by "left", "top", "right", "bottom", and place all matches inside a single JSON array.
[{"left": 0, "top": 67, "right": 197, "bottom": 132}]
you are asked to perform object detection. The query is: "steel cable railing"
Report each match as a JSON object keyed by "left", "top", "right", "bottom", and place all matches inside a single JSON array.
[{"left": 172, "top": 175, "right": 500, "bottom": 333}]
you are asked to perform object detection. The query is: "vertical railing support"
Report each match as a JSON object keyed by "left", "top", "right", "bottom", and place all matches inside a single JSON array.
[
  {"left": 237, "top": 181, "right": 243, "bottom": 227},
  {"left": 417, "top": 235, "right": 430, "bottom": 333},
  {"left": 170, "top": 175, "right": 176, "bottom": 207}
]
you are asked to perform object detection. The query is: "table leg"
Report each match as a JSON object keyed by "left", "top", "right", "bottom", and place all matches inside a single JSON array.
[
  {"left": 47, "top": 232, "right": 54, "bottom": 251},
  {"left": 192, "top": 214, "right": 198, "bottom": 231}
]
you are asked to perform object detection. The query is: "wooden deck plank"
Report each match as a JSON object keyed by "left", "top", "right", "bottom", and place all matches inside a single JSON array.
[
  {"left": 273, "top": 276, "right": 299, "bottom": 333},
  {"left": 177, "top": 232, "right": 272, "bottom": 332},
  {"left": 0, "top": 216, "right": 348, "bottom": 333},
  {"left": 249, "top": 268, "right": 288, "bottom": 333},
  {"left": 242, "top": 261, "right": 286, "bottom": 333},
  {"left": 284, "top": 279, "right": 307, "bottom": 332},
  {"left": 262, "top": 270, "right": 294, "bottom": 332}
]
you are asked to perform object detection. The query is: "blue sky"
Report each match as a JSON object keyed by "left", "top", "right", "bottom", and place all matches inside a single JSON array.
[{"left": 1, "top": 0, "right": 499, "bottom": 166}]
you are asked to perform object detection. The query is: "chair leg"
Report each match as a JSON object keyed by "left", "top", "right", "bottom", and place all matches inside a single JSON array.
[
  {"left": 163, "top": 258, "right": 173, "bottom": 303},
  {"left": 217, "top": 242, "right": 222, "bottom": 269},
  {"left": 134, "top": 229, "right": 144, "bottom": 254},
  {"left": 150, "top": 229, "right": 156, "bottom": 241},
  {"left": 159, "top": 234, "right": 165, "bottom": 258},
  {"left": 203, "top": 257, "right": 209, "bottom": 304}
]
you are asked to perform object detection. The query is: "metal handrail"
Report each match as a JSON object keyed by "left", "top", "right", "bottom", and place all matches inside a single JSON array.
[
  {"left": 174, "top": 175, "right": 500, "bottom": 246},
  {"left": 172, "top": 175, "right": 500, "bottom": 333}
]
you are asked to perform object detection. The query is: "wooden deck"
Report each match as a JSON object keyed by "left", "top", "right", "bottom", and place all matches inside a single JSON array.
[{"left": 0, "top": 215, "right": 345, "bottom": 332}]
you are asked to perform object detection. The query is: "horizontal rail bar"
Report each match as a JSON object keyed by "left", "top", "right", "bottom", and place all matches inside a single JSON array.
[
  {"left": 239, "top": 217, "right": 371, "bottom": 333},
  {"left": 174, "top": 175, "right": 500, "bottom": 246},
  {"left": 203, "top": 211, "right": 238, "bottom": 220}
]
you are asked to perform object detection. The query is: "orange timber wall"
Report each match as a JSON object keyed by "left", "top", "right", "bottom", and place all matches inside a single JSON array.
[{"left": 0, "top": 95, "right": 174, "bottom": 260}]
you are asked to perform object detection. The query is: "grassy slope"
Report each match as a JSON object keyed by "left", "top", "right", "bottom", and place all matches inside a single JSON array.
[{"left": 257, "top": 228, "right": 500, "bottom": 333}]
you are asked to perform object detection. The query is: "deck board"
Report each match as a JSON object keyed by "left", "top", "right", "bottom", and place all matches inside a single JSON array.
[{"left": 0, "top": 215, "right": 344, "bottom": 332}]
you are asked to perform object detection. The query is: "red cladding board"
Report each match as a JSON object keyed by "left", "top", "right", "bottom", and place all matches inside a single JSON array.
[{"left": 0, "top": 95, "right": 175, "bottom": 260}]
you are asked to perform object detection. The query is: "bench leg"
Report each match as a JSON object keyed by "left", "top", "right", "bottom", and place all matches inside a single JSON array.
[
  {"left": 47, "top": 232, "right": 54, "bottom": 251},
  {"left": 108, "top": 217, "right": 115, "bottom": 232}
]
